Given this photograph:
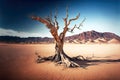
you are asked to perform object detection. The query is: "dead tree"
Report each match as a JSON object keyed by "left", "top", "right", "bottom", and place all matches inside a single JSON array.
[{"left": 32, "top": 7, "right": 86, "bottom": 68}]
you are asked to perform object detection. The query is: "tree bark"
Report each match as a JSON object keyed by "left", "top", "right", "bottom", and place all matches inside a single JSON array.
[
  {"left": 52, "top": 38, "right": 80, "bottom": 67},
  {"left": 53, "top": 42, "right": 70, "bottom": 62}
]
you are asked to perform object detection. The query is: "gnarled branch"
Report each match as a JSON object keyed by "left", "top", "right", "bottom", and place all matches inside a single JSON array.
[
  {"left": 65, "top": 6, "right": 69, "bottom": 20},
  {"left": 32, "top": 16, "right": 53, "bottom": 29},
  {"left": 67, "top": 13, "right": 80, "bottom": 26},
  {"left": 76, "top": 17, "right": 86, "bottom": 30},
  {"left": 31, "top": 16, "right": 60, "bottom": 42},
  {"left": 44, "top": 12, "right": 55, "bottom": 26},
  {"left": 68, "top": 24, "right": 76, "bottom": 33},
  {"left": 61, "top": 7, "right": 80, "bottom": 39},
  {"left": 68, "top": 18, "right": 86, "bottom": 33},
  {"left": 54, "top": 9, "right": 59, "bottom": 30},
  {"left": 62, "top": 6, "right": 69, "bottom": 30}
]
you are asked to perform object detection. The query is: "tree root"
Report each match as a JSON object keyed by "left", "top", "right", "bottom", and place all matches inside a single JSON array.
[
  {"left": 35, "top": 53, "right": 86, "bottom": 68},
  {"left": 35, "top": 53, "right": 120, "bottom": 68}
]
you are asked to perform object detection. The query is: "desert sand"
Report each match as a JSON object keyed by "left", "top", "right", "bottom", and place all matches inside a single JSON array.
[{"left": 0, "top": 43, "right": 120, "bottom": 80}]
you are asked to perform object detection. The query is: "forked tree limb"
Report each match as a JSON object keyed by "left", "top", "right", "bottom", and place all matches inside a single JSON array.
[
  {"left": 68, "top": 17, "right": 86, "bottom": 33},
  {"left": 49, "top": 12, "right": 55, "bottom": 25},
  {"left": 31, "top": 16, "right": 60, "bottom": 42},
  {"left": 67, "top": 13, "right": 80, "bottom": 26},
  {"left": 45, "top": 15, "right": 52, "bottom": 24},
  {"left": 68, "top": 24, "right": 76, "bottom": 33},
  {"left": 61, "top": 8, "right": 80, "bottom": 39},
  {"left": 54, "top": 10, "right": 59, "bottom": 30},
  {"left": 32, "top": 16, "right": 53, "bottom": 29},
  {"left": 76, "top": 17, "right": 86, "bottom": 29}
]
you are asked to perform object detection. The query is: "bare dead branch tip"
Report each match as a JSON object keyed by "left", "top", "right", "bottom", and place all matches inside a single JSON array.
[
  {"left": 68, "top": 17, "right": 86, "bottom": 33},
  {"left": 68, "top": 24, "right": 76, "bottom": 33},
  {"left": 67, "top": 13, "right": 80, "bottom": 26},
  {"left": 54, "top": 9, "right": 59, "bottom": 30},
  {"left": 77, "top": 17, "right": 86, "bottom": 29}
]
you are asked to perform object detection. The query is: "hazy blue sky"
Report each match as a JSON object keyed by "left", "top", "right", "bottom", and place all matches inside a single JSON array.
[{"left": 0, "top": 0, "right": 120, "bottom": 37}]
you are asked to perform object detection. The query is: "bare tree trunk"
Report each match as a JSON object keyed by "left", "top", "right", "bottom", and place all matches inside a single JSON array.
[
  {"left": 52, "top": 41, "right": 80, "bottom": 67},
  {"left": 32, "top": 8, "right": 86, "bottom": 67},
  {"left": 53, "top": 42, "right": 70, "bottom": 61}
]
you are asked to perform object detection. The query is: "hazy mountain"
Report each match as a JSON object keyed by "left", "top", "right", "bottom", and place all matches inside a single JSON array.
[
  {"left": 0, "top": 30, "right": 120, "bottom": 44},
  {"left": 65, "top": 30, "right": 120, "bottom": 44}
]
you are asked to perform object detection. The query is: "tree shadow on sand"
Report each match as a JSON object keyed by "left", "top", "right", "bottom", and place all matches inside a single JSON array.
[
  {"left": 35, "top": 53, "right": 120, "bottom": 69},
  {"left": 74, "top": 59, "right": 120, "bottom": 69}
]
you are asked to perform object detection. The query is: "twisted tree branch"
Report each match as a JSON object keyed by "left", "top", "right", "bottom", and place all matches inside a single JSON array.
[
  {"left": 68, "top": 24, "right": 76, "bottom": 33},
  {"left": 76, "top": 18, "right": 86, "bottom": 30},
  {"left": 68, "top": 18, "right": 86, "bottom": 33},
  {"left": 61, "top": 8, "right": 80, "bottom": 39},
  {"left": 31, "top": 16, "right": 60, "bottom": 42},
  {"left": 67, "top": 13, "right": 80, "bottom": 26},
  {"left": 54, "top": 9, "right": 59, "bottom": 30}
]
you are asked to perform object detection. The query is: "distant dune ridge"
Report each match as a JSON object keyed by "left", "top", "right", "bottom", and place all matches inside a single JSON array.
[{"left": 0, "top": 30, "right": 120, "bottom": 44}]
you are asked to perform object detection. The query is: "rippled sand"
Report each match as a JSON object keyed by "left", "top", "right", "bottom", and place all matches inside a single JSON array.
[{"left": 0, "top": 43, "right": 120, "bottom": 80}]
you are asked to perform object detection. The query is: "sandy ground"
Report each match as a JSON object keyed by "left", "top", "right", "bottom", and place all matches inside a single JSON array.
[{"left": 0, "top": 43, "right": 120, "bottom": 80}]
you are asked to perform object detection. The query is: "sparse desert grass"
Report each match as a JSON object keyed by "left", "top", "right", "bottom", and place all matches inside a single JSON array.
[{"left": 0, "top": 43, "right": 120, "bottom": 80}]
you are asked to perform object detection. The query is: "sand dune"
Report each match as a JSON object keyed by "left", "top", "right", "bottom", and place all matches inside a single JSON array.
[
  {"left": 0, "top": 43, "right": 120, "bottom": 80},
  {"left": 108, "top": 38, "right": 120, "bottom": 44}
]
